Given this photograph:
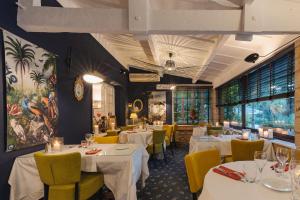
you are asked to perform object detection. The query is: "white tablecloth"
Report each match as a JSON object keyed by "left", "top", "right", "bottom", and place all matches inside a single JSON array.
[
  {"left": 192, "top": 127, "right": 207, "bottom": 137},
  {"left": 199, "top": 161, "right": 291, "bottom": 200},
  {"left": 189, "top": 135, "right": 275, "bottom": 160},
  {"left": 119, "top": 130, "right": 153, "bottom": 148},
  {"left": 8, "top": 144, "right": 149, "bottom": 200}
]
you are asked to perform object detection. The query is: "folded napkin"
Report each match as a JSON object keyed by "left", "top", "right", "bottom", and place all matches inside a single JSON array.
[
  {"left": 213, "top": 166, "right": 244, "bottom": 181},
  {"left": 270, "top": 163, "right": 289, "bottom": 172},
  {"left": 85, "top": 149, "right": 101, "bottom": 155}
]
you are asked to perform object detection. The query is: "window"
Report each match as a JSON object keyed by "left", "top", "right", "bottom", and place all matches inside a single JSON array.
[
  {"left": 246, "top": 97, "right": 294, "bottom": 132},
  {"left": 217, "top": 46, "right": 295, "bottom": 138},
  {"left": 173, "top": 88, "right": 210, "bottom": 125},
  {"left": 92, "top": 83, "right": 115, "bottom": 116},
  {"left": 221, "top": 105, "right": 242, "bottom": 126}
]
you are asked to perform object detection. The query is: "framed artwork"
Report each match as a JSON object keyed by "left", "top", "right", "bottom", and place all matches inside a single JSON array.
[
  {"left": 148, "top": 91, "right": 166, "bottom": 122},
  {"left": 74, "top": 76, "right": 84, "bottom": 101},
  {"left": 3, "top": 30, "right": 59, "bottom": 151}
]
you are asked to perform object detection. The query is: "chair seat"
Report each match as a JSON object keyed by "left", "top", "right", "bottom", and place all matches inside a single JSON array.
[
  {"left": 49, "top": 173, "right": 104, "bottom": 200},
  {"left": 147, "top": 143, "right": 163, "bottom": 154},
  {"left": 165, "top": 136, "right": 170, "bottom": 146},
  {"left": 223, "top": 156, "right": 233, "bottom": 163}
]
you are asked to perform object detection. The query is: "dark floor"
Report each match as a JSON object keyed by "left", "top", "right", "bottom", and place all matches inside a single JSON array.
[{"left": 101, "top": 145, "right": 192, "bottom": 200}]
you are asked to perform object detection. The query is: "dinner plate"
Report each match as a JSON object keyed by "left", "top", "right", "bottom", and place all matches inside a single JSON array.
[
  {"left": 262, "top": 177, "right": 292, "bottom": 192},
  {"left": 116, "top": 147, "right": 129, "bottom": 150}
]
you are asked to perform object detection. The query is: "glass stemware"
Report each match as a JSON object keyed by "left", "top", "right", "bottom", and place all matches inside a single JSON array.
[
  {"left": 254, "top": 151, "right": 267, "bottom": 182},
  {"left": 290, "top": 158, "right": 300, "bottom": 200},
  {"left": 243, "top": 162, "right": 257, "bottom": 183},
  {"left": 276, "top": 147, "right": 290, "bottom": 176},
  {"left": 85, "top": 133, "right": 93, "bottom": 146}
]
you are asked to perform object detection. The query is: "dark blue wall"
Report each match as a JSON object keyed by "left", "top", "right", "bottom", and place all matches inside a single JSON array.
[
  {"left": 0, "top": 0, "right": 128, "bottom": 198},
  {"left": 128, "top": 68, "right": 211, "bottom": 124}
]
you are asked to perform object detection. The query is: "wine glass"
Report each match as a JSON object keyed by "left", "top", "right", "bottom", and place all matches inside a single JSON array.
[
  {"left": 242, "top": 162, "right": 257, "bottom": 183},
  {"left": 290, "top": 158, "right": 300, "bottom": 200},
  {"left": 276, "top": 147, "right": 290, "bottom": 176},
  {"left": 254, "top": 151, "right": 267, "bottom": 182},
  {"left": 85, "top": 133, "right": 93, "bottom": 146}
]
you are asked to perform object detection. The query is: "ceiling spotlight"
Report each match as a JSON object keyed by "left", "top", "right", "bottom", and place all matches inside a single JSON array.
[
  {"left": 244, "top": 53, "right": 260, "bottom": 63},
  {"left": 83, "top": 71, "right": 103, "bottom": 84}
]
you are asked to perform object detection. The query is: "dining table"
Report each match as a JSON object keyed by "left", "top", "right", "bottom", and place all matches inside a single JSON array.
[
  {"left": 198, "top": 161, "right": 291, "bottom": 200},
  {"left": 189, "top": 135, "right": 276, "bottom": 160},
  {"left": 119, "top": 129, "right": 153, "bottom": 148},
  {"left": 8, "top": 143, "right": 149, "bottom": 200}
]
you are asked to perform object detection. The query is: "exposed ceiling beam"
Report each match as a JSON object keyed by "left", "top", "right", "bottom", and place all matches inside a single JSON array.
[
  {"left": 192, "top": 36, "right": 229, "bottom": 83},
  {"left": 18, "top": 0, "right": 300, "bottom": 34},
  {"left": 209, "top": 0, "right": 241, "bottom": 8}
]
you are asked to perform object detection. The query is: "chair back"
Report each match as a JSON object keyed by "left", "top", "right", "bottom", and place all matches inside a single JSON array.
[
  {"left": 163, "top": 125, "right": 173, "bottom": 139},
  {"left": 231, "top": 140, "right": 264, "bottom": 161},
  {"left": 34, "top": 152, "right": 81, "bottom": 186},
  {"left": 207, "top": 126, "right": 223, "bottom": 136},
  {"left": 94, "top": 136, "right": 119, "bottom": 144},
  {"left": 198, "top": 122, "right": 208, "bottom": 127},
  {"left": 106, "top": 130, "right": 118, "bottom": 136},
  {"left": 152, "top": 130, "right": 165, "bottom": 145},
  {"left": 185, "top": 149, "right": 220, "bottom": 193}
]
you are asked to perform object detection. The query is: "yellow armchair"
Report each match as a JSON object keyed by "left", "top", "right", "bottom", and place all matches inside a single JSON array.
[
  {"left": 163, "top": 125, "right": 173, "bottom": 146},
  {"left": 94, "top": 136, "right": 119, "bottom": 144},
  {"left": 34, "top": 152, "right": 103, "bottom": 200},
  {"left": 231, "top": 140, "right": 264, "bottom": 161},
  {"left": 106, "top": 130, "right": 118, "bottom": 136},
  {"left": 185, "top": 149, "right": 221, "bottom": 200}
]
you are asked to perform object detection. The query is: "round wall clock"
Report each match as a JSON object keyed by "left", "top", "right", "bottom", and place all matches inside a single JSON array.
[{"left": 74, "top": 76, "right": 84, "bottom": 101}]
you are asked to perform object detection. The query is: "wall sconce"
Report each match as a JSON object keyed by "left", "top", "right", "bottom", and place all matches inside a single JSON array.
[{"left": 83, "top": 71, "right": 103, "bottom": 84}]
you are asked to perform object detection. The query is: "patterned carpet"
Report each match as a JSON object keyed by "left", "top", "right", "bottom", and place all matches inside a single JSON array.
[{"left": 100, "top": 145, "right": 192, "bottom": 200}]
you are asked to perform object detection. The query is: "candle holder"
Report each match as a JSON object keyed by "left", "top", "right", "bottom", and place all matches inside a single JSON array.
[
  {"left": 242, "top": 129, "right": 251, "bottom": 140},
  {"left": 51, "top": 137, "right": 64, "bottom": 152}
]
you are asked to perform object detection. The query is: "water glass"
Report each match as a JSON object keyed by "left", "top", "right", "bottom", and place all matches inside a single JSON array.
[
  {"left": 254, "top": 151, "right": 267, "bottom": 182},
  {"left": 243, "top": 162, "right": 257, "bottom": 183},
  {"left": 276, "top": 147, "right": 290, "bottom": 176},
  {"left": 81, "top": 140, "right": 87, "bottom": 148},
  {"left": 85, "top": 133, "right": 93, "bottom": 146},
  {"left": 290, "top": 159, "right": 300, "bottom": 200}
]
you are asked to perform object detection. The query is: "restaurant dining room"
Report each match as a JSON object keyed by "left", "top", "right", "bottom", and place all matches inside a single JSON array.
[{"left": 2, "top": 0, "right": 300, "bottom": 200}]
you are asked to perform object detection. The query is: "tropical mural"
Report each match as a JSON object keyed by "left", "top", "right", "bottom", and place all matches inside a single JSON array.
[{"left": 3, "top": 30, "right": 58, "bottom": 151}]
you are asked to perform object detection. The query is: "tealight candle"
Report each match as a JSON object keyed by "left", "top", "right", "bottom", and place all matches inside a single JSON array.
[
  {"left": 263, "top": 131, "right": 269, "bottom": 138},
  {"left": 242, "top": 131, "right": 249, "bottom": 140},
  {"left": 94, "top": 125, "right": 99, "bottom": 134},
  {"left": 223, "top": 121, "right": 230, "bottom": 128},
  {"left": 111, "top": 123, "right": 115, "bottom": 130},
  {"left": 51, "top": 137, "right": 64, "bottom": 152},
  {"left": 268, "top": 129, "right": 273, "bottom": 139},
  {"left": 258, "top": 128, "right": 264, "bottom": 137}
]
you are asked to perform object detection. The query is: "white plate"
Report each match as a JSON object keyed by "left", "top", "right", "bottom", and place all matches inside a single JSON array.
[
  {"left": 262, "top": 178, "right": 292, "bottom": 192},
  {"left": 116, "top": 147, "right": 129, "bottom": 150}
]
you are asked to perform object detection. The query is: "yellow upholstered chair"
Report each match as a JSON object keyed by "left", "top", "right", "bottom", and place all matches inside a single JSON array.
[
  {"left": 231, "top": 140, "right": 265, "bottom": 161},
  {"left": 34, "top": 152, "right": 104, "bottom": 200},
  {"left": 163, "top": 125, "right": 173, "bottom": 146},
  {"left": 198, "top": 122, "right": 208, "bottom": 127},
  {"left": 106, "top": 130, "right": 118, "bottom": 136},
  {"left": 185, "top": 149, "right": 221, "bottom": 200},
  {"left": 207, "top": 126, "right": 223, "bottom": 136},
  {"left": 94, "top": 136, "right": 119, "bottom": 144},
  {"left": 147, "top": 130, "right": 166, "bottom": 161}
]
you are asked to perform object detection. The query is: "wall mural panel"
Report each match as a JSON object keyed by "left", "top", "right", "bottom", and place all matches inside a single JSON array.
[
  {"left": 148, "top": 91, "right": 166, "bottom": 122},
  {"left": 3, "top": 30, "right": 58, "bottom": 151}
]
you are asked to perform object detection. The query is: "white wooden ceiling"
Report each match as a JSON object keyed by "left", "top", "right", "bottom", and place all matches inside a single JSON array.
[{"left": 56, "top": 0, "right": 299, "bottom": 86}]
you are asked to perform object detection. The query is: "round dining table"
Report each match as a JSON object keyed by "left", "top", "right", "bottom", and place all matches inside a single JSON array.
[{"left": 198, "top": 161, "right": 291, "bottom": 200}]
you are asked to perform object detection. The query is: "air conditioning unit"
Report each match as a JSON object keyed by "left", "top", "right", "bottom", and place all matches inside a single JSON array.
[{"left": 129, "top": 73, "right": 160, "bottom": 82}]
